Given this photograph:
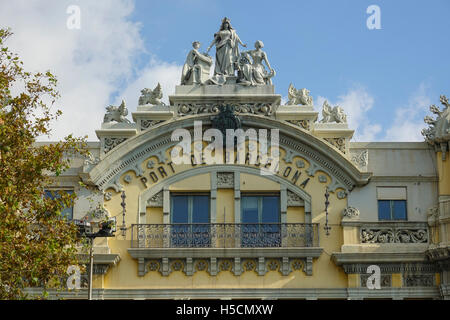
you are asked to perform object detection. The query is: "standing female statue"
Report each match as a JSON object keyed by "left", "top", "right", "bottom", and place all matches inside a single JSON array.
[{"left": 206, "top": 17, "right": 246, "bottom": 77}]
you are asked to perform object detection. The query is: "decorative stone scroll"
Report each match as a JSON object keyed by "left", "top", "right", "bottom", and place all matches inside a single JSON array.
[
  {"left": 404, "top": 275, "right": 434, "bottom": 287},
  {"left": 217, "top": 172, "right": 234, "bottom": 188},
  {"left": 177, "top": 103, "right": 273, "bottom": 117},
  {"left": 361, "top": 228, "right": 428, "bottom": 243},
  {"left": 342, "top": 207, "right": 360, "bottom": 219},
  {"left": 324, "top": 137, "right": 346, "bottom": 154},
  {"left": 139, "top": 257, "right": 315, "bottom": 277},
  {"left": 360, "top": 274, "right": 391, "bottom": 287},
  {"left": 286, "top": 119, "right": 310, "bottom": 130},
  {"left": 141, "top": 119, "right": 165, "bottom": 131},
  {"left": 104, "top": 137, "right": 127, "bottom": 153}
]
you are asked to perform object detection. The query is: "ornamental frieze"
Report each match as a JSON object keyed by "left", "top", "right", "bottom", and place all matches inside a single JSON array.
[
  {"left": 140, "top": 257, "right": 313, "bottom": 277},
  {"left": 360, "top": 228, "right": 428, "bottom": 243}
]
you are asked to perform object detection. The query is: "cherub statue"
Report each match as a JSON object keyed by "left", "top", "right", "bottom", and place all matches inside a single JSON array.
[
  {"left": 103, "top": 100, "right": 130, "bottom": 123},
  {"left": 138, "top": 83, "right": 165, "bottom": 106},
  {"left": 320, "top": 100, "right": 347, "bottom": 123},
  {"left": 287, "top": 84, "right": 313, "bottom": 106}
]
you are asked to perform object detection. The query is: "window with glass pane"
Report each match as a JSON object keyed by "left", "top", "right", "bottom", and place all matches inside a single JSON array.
[
  {"left": 378, "top": 200, "right": 407, "bottom": 220},
  {"left": 241, "top": 195, "right": 280, "bottom": 247},
  {"left": 171, "top": 195, "right": 210, "bottom": 247},
  {"left": 44, "top": 189, "right": 74, "bottom": 220}
]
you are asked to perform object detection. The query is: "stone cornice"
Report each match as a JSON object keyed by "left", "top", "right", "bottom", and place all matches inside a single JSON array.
[
  {"left": 331, "top": 251, "right": 428, "bottom": 265},
  {"left": 128, "top": 247, "right": 323, "bottom": 259},
  {"left": 78, "top": 253, "right": 121, "bottom": 265}
]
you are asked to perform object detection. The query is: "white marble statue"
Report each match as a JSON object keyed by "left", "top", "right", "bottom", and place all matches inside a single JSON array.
[
  {"left": 138, "top": 83, "right": 165, "bottom": 106},
  {"left": 320, "top": 100, "right": 347, "bottom": 123},
  {"left": 103, "top": 100, "right": 130, "bottom": 123},
  {"left": 287, "top": 84, "right": 313, "bottom": 106},
  {"left": 180, "top": 41, "right": 213, "bottom": 85},
  {"left": 237, "top": 40, "right": 275, "bottom": 86},
  {"left": 206, "top": 17, "right": 246, "bottom": 77}
]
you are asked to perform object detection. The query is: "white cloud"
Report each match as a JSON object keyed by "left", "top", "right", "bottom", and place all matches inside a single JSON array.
[
  {"left": 116, "top": 57, "right": 182, "bottom": 108},
  {"left": 383, "top": 83, "right": 431, "bottom": 141},
  {"left": 0, "top": 0, "right": 182, "bottom": 141},
  {"left": 316, "top": 87, "right": 381, "bottom": 141}
]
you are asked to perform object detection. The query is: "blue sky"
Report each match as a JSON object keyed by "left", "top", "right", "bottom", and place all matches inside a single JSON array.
[{"left": 1, "top": 0, "right": 449, "bottom": 141}]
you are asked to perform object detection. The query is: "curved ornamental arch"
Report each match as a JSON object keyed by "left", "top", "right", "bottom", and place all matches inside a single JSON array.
[{"left": 82, "top": 114, "right": 371, "bottom": 278}]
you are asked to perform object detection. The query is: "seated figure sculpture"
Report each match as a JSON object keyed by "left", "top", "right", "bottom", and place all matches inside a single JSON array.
[
  {"left": 237, "top": 40, "right": 275, "bottom": 86},
  {"left": 180, "top": 41, "right": 212, "bottom": 85}
]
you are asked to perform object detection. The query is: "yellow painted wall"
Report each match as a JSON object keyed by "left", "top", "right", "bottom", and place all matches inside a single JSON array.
[
  {"left": 170, "top": 173, "right": 210, "bottom": 191},
  {"left": 216, "top": 189, "right": 234, "bottom": 223},
  {"left": 437, "top": 152, "right": 450, "bottom": 195},
  {"left": 101, "top": 147, "right": 348, "bottom": 290},
  {"left": 240, "top": 173, "right": 280, "bottom": 191},
  {"left": 287, "top": 207, "right": 305, "bottom": 223}
]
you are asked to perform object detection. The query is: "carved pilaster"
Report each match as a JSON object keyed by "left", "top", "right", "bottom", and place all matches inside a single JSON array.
[
  {"left": 257, "top": 257, "right": 266, "bottom": 276},
  {"left": 304, "top": 257, "right": 313, "bottom": 276},
  {"left": 185, "top": 257, "right": 194, "bottom": 276},
  {"left": 209, "top": 257, "right": 218, "bottom": 276},
  {"left": 233, "top": 257, "right": 242, "bottom": 276}
]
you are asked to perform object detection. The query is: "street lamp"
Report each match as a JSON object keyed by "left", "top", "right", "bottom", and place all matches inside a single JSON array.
[
  {"left": 120, "top": 190, "right": 127, "bottom": 237},
  {"left": 324, "top": 187, "right": 331, "bottom": 236},
  {"left": 75, "top": 200, "right": 122, "bottom": 300}
]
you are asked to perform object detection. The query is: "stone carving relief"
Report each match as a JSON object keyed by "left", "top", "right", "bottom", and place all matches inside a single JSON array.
[
  {"left": 103, "top": 100, "right": 130, "bottom": 124},
  {"left": 360, "top": 274, "right": 391, "bottom": 287},
  {"left": 404, "top": 274, "right": 434, "bottom": 287},
  {"left": 141, "top": 119, "right": 165, "bottom": 131},
  {"left": 342, "top": 207, "right": 360, "bottom": 219},
  {"left": 320, "top": 100, "right": 347, "bottom": 123},
  {"left": 361, "top": 228, "right": 428, "bottom": 243},
  {"left": 104, "top": 137, "right": 127, "bottom": 153},
  {"left": 287, "top": 190, "right": 304, "bottom": 206},
  {"left": 286, "top": 120, "right": 310, "bottom": 130},
  {"left": 287, "top": 84, "right": 313, "bottom": 106},
  {"left": 83, "top": 153, "right": 100, "bottom": 172},
  {"left": 351, "top": 150, "right": 368, "bottom": 168},
  {"left": 177, "top": 103, "right": 273, "bottom": 117},
  {"left": 217, "top": 172, "right": 234, "bottom": 188},
  {"left": 324, "top": 137, "right": 346, "bottom": 154},
  {"left": 147, "top": 191, "right": 163, "bottom": 207},
  {"left": 422, "top": 95, "right": 450, "bottom": 160},
  {"left": 138, "top": 257, "right": 314, "bottom": 277},
  {"left": 138, "top": 83, "right": 165, "bottom": 106}
]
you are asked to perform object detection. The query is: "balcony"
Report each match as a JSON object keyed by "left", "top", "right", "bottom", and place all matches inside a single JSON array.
[
  {"left": 131, "top": 223, "right": 319, "bottom": 248},
  {"left": 128, "top": 223, "right": 322, "bottom": 277}
]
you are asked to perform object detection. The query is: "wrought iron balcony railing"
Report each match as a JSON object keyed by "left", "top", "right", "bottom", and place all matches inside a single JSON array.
[{"left": 130, "top": 223, "right": 319, "bottom": 248}]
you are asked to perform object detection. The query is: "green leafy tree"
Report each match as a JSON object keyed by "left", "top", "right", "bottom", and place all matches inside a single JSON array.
[{"left": 0, "top": 28, "right": 89, "bottom": 299}]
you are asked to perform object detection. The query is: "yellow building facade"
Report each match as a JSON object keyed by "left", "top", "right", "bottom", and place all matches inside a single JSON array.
[{"left": 33, "top": 35, "right": 450, "bottom": 300}]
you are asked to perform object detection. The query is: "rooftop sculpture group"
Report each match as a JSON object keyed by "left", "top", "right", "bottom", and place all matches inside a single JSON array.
[
  {"left": 101, "top": 17, "right": 349, "bottom": 127},
  {"left": 181, "top": 17, "right": 275, "bottom": 86}
]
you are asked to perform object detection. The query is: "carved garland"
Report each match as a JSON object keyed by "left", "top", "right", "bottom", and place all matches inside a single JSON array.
[{"left": 360, "top": 228, "right": 428, "bottom": 243}]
